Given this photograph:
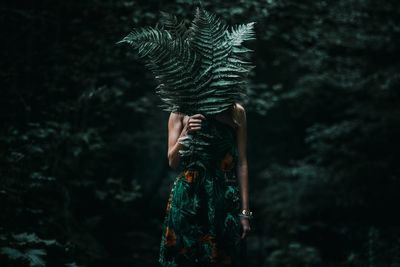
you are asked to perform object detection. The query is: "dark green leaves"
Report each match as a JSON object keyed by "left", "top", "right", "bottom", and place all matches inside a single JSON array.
[
  {"left": 118, "top": 6, "right": 256, "bottom": 116},
  {"left": 118, "top": 6, "right": 256, "bottom": 168}
]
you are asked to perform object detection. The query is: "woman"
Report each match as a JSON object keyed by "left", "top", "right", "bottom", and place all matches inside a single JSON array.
[{"left": 159, "top": 102, "right": 252, "bottom": 267}]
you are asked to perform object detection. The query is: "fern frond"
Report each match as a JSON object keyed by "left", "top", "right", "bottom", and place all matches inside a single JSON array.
[
  {"left": 118, "top": 26, "right": 201, "bottom": 113},
  {"left": 118, "top": 6, "right": 256, "bottom": 169},
  {"left": 228, "top": 22, "right": 257, "bottom": 46},
  {"left": 159, "top": 11, "right": 190, "bottom": 40}
]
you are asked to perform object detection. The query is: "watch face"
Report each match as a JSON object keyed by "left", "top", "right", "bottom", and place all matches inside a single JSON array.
[{"left": 241, "top": 210, "right": 252, "bottom": 216}]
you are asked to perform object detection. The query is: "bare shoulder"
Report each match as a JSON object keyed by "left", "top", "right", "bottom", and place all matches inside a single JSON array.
[
  {"left": 169, "top": 111, "right": 182, "bottom": 120},
  {"left": 169, "top": 111, "right": 186, "bottom": 128},
  {"left": 235, "top": 103, "right": 245, "bottom": 112},
  {"left": 234, "top": 103, "right": 247, "bottom": 125}
]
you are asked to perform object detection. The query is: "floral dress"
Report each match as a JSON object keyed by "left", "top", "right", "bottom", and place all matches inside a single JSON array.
[{"left": 159, "top": 116, "right": 247, "bottom": 267}]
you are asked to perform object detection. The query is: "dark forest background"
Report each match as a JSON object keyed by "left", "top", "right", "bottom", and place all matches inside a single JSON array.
[{"left": 1, "top": 0, "right": 400, "bottom": 266}]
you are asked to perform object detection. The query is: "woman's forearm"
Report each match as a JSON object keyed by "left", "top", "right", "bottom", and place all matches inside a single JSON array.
[
  {"left": 236, "top": 161, "right": 249, "bottom": 210},
  {"left": 168, "top": 126, "right": 188, "bottom": 169}
]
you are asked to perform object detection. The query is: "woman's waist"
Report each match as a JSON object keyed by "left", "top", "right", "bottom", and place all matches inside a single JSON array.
[{"left": 177, "top": 163, "right": 238, "bottom": 185}]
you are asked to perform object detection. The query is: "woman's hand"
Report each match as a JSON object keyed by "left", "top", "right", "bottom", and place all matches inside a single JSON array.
[
  {"left": 183, "top": 113, "right": 206, "bottom": 135},
  {"left": 168, "top": 113, "right": 206, "bottom": 169},
  {"left": 240, "top": 217, "right": 251, "bottom": 239}
]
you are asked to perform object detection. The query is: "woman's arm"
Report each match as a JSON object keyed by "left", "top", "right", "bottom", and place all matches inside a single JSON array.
[
  {"left": 235, "top": 104, "right": 251, "bottom": 239},
  {"left": 167, "top": 112, "right": 187, "bottom": 170},
  {"left": 235, "top": 104, "right": 249, "bottom": 211},
  {"left": 167, "top": 112, "right": 206, "bottom": 170}
]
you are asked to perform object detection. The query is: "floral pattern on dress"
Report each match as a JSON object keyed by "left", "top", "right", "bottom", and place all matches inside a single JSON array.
[{"left": 159, "top": 118, "right": 246, "bottom": 267}]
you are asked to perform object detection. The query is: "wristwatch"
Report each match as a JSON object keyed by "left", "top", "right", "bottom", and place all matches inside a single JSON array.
[{"left": 239, "top": 209, "right": 253, "bottom": 219}]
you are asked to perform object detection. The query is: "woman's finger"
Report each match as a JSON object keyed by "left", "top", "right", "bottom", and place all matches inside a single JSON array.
[
  {"left": 192, "top": 114, "right": 206, "bottom": 120},
  {"left": 188, "top": 128, "right": 201, "bottom": 132},
  {"left": 242, "top": 230, "right": 249, "bottom": 238},
  {"left": 188, "top": 127, "right": 201, "bottom": 132},
  {"left": 241, "top": 227, "right": 251, "bottom": 239},
  {"left": 189, "top": 122, "right": 202, "bottom": 127},
  {"left": 241, "top": 231, "right": 246, "bottom": 239},
  {"left": 188, "top": 123, "right": 202, "bottom": 128},
  {"left": 188, "top": 125, "right": 202, "bottom": 130},
  {"left": 189, "top": 118, "right": 204, "bottom": 123}
]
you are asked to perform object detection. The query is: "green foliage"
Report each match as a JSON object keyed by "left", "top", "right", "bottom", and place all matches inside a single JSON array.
[
  {"left": 0, "top": 232, "right": 61, "bottom": 267},
  {"left": 118, "top": 6, "right": 256, "bottom": 169},
  {"left": 246, "top": 0, "right": 400, "bottom": 266},
  {"left": 0, "top": 248, "right": 46, "bottom": 267},
  {"left": 265, "top": 242, "right": 322, "bottom": 267},
  {"left": 118, "top": 6, "right": 256, "bottom": 116},
  {"left": 2, "top": 0, "right": 400, "bottom": 266}
]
